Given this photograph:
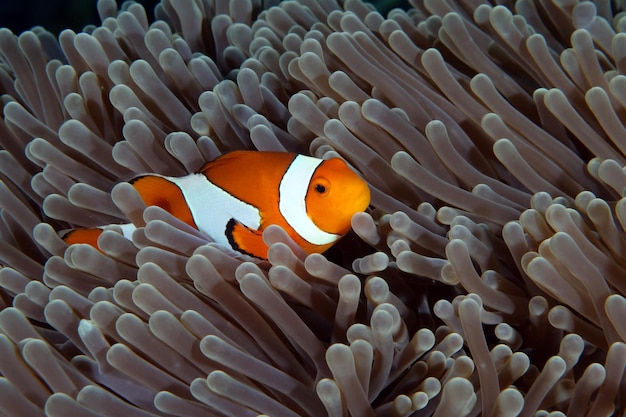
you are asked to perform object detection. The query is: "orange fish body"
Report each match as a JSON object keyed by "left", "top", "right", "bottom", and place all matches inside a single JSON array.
[{"left": 63, "top": 151, "right": 370, "bottom": 260}]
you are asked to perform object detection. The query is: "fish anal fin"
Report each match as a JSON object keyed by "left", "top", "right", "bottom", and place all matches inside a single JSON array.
[
  {"left": 130, "top": 175, "right": 196, "bottom": 228},
  {"left": 226, "top": 219, "right": 268, "bottom": 260}
]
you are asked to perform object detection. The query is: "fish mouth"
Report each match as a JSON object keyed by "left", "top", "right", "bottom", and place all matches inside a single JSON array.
[{"left": 354, "top": 184, "right": 371, "bottom": 212}]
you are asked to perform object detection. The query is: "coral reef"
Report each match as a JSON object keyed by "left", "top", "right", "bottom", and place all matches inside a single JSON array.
[{"left": 1, "top": 0, "right": 626, "bottom": 415}]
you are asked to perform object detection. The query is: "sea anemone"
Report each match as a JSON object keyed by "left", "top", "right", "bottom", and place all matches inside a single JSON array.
[{"left": 2, "top": 0, "right": 626, "bottom": 415}]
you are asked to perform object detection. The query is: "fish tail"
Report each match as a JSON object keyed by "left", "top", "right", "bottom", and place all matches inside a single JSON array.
[
  {"left": 61, "top": 223, "right": 136, "bottom": 251},
  {"left": 61, "top": 228, "right": 104, "bottom": 249}
]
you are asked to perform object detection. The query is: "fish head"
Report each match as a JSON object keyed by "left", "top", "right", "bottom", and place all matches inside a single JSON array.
[{"left": 305, "top": 157, "right": 370, "bottom": 236}]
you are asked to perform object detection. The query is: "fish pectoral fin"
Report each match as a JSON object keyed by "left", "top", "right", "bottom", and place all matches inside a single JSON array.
[{"left": 226, "top": 219, "right": 268, "bottom": 260}]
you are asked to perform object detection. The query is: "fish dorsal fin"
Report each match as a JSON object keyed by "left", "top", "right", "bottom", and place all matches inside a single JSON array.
[
  {"left": 130, "top": 175, "right": 196, "bottom": 228},
  {"left": 200, "top": 151, "right": 297, "bottom": 214}
]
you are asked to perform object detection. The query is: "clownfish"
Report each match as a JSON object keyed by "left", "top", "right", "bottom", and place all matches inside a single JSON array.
[{"left": 62, "top": 151, "right": 371, "bottom": 260}]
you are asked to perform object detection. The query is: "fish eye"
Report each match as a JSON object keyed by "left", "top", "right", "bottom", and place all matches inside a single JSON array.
[{"left": 312, "top": 178, "right": 330, "bottom": 195}]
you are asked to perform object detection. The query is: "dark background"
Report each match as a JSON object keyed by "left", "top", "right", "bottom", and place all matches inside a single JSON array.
[
  {"left": 0, "top": 0, "right": 158, "bottom": 35},
  {"left": 0, "top": 0, "right": 408, "bottom": 35}
]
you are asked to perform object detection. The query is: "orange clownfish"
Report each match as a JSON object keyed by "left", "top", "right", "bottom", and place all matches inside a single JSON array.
[{"left": 62, "top": 151, "right": 371, "bottom": 260}]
